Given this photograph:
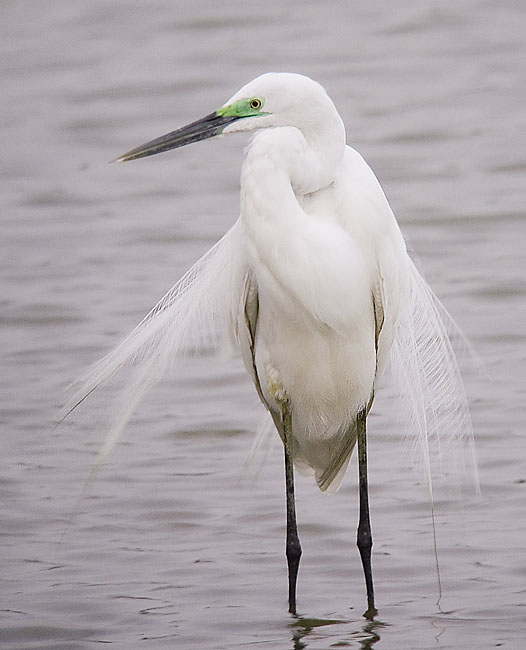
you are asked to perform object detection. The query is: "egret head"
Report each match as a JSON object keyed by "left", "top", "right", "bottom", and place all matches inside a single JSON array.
[{"left": 115, "top": 73, "right": 344, "bottom": 163}]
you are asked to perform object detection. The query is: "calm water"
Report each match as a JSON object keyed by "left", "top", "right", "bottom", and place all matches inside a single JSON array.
[{"left": 2, "top": 1, "right": 525, "bottom": 648}]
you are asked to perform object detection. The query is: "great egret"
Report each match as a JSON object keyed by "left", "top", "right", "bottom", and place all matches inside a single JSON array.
[{"left": 66, "top": 72, "right": 478, "bottom": 617}]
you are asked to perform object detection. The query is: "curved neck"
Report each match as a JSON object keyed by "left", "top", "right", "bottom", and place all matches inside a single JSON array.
[{"left": 242, "top": 119, "right": 345, "bottom": 199}]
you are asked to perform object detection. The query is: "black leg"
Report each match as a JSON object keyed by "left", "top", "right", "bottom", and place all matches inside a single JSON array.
[
  {"left": 356, "top": 408, "right": 377, "bottom": 619},
  {"left": 281, "top": 400, "right": 302, "bottom": 615}
]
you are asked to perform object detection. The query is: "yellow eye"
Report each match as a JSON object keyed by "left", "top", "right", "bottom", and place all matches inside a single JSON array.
[{"left": 249, "top": 98, "right": 262, "bottom": 110}]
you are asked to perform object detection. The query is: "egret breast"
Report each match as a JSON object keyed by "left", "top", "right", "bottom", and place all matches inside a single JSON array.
[{"left": 240, "top": 130, "right": 379, "bottom": 480}]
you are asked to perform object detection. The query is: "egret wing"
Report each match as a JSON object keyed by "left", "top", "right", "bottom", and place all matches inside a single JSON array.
[
  {"left": 61, "top": 219, "right": 248, "bottom": 463},
  {"left": 238, "top": 269, "right": 284, "bottom": 437},
  {"left": 389, "top": 258, "right": 479, "bottom": 493}
]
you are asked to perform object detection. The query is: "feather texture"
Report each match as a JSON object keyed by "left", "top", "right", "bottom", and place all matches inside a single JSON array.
[
  {"left": 61, "top": 220, "right": 249, "bottom": 465},
  {"left": 62, "top": 217, "right": 478, "bottom": 494},
  {"left": 389, "top": 258, "right": 479, "bottom": 493},
  {"left": 63, "top": 72, "right": 478, "bottom": 499}
]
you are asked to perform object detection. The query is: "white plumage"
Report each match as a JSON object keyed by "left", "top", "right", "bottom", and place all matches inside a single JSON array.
[
  {"left": 64, "top": 72, "right": 478, "bottom": 614},
  {"left": 67, "top": 72, "right": 476, "bottom": 493}
]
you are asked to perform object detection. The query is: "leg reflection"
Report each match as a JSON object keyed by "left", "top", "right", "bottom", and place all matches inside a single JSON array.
[{"left": 289, "top": 617, "right": 386, "bottom": 650}]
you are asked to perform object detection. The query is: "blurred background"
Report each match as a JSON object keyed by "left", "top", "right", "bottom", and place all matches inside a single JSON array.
[{"left": 1, "top": 1, "right": 525, "bottom": 648}]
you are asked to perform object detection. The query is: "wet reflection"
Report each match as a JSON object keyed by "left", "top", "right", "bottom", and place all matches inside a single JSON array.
[
  {"left": 290, "top": 616, "right": 387, "bottom": 649},
  {"left": 290, "top": 617, "right": 343, "bottom": 650},
  {"left": 353, "top": 619, "right": 386, "bottom": 650}
]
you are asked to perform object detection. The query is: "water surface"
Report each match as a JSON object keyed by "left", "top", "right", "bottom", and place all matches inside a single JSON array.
[{"left": 2, "top": 1, "right": 525, "bottom": 648}]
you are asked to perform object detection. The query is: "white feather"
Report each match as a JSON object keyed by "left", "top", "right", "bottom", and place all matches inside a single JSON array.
[
  {"left": 61, "top": 219, "right": 249, "bottom": 465},
  {"left": 389, "top": 258, "right": 480, "bottom": 494},
  {"left": 63, "top": 72, "right": 478, "bottom": 499}
]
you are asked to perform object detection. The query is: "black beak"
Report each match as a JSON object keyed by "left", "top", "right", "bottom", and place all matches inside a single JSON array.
[{"left": 114, "top": 111, "right": 240, "bottom": 162}]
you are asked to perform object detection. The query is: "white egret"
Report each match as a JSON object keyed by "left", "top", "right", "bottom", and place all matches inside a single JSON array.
[{"left": 66, "top": 73, "right": 478, "bottom": 618}]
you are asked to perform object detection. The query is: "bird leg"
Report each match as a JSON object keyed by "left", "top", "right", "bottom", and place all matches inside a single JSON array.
[
  {"left": 356, "top": 408, "right": 377, "bottom": 619},
  {"left": 280, "top": 398, "right": 302, "bottom": 615}
]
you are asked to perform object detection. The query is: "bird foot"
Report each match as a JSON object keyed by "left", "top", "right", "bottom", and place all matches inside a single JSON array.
[{"left": 363, "top": 605, "right": 378, "bottom": 621}]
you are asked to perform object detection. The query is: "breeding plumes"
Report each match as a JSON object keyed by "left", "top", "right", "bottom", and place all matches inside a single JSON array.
[{"left": 65, "top": 73, "right": 478, "bottom": 617}]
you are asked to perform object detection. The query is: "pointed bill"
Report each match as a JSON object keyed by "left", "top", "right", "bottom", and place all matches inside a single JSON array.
[
  {"left": 113, "top": 111, "right": 240, "bottom": 163},
  {"left": 113, "top": 96, "right": 268, "bottom": 163}
]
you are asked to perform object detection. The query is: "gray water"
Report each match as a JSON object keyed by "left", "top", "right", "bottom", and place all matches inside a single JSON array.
[{"left": 2, "top": 1, "right": 525, "bottom": 648}]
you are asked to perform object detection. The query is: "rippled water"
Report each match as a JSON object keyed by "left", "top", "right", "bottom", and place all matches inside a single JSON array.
[{"left": 2, "top": 1, "right": 525, "bottom": 648}]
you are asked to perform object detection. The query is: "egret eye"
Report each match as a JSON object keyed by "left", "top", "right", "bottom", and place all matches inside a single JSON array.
[{"left": 249, "top": 98, "right": 262, "bottom": 110}]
